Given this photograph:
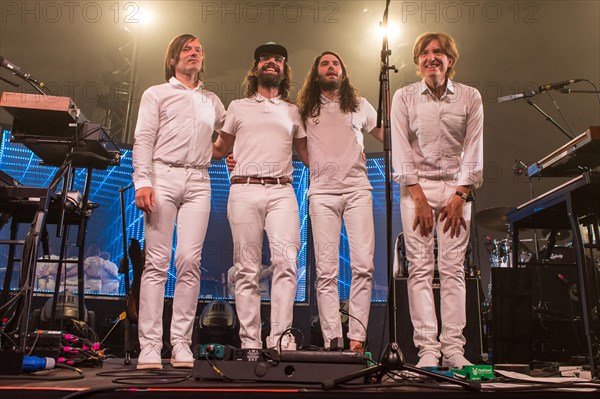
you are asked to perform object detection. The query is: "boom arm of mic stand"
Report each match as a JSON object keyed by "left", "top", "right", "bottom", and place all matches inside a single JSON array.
[{"left": 525, "top": 98, "right": 573, "bottom": 140}]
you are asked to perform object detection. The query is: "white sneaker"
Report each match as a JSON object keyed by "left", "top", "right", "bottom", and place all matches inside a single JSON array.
[
  {"left": 267, "top": 332, "right": 296, "bottom": 352},
  {"left": 415, "top": 352, "right": 440, "bottom": 368},
  {"left": 442, "top": 353, "right": 473, "bottom": 369},
  {"left": 170, "top": 342, "right": 194, "bottom": 368},
  {"left": 137, "top": 345, "right": 163, "bottom": 369}
]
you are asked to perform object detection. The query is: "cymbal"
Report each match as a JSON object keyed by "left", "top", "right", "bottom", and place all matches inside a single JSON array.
[
  {"left": 476, "top": 207, "right": 511, "bottom": 232},
  {"left": 541, "top": 229, "right": 572, "bottom": 241}
]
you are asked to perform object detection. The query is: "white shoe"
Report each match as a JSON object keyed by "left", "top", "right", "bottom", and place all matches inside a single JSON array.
[
  {"left": 137, "top": 344, "right": 163, "bottom": 369},
  {"left": 415, "top": 352, "right": 440, "bottom": 368},
  {"left": 170, "top": 342, "right": 194, "bottom": 368},
  {"left": 442, "top": 353, "right": 473, "bottom": 369},
  {"left": 267, "top": 332, "right": 296, "bottom": 352}
]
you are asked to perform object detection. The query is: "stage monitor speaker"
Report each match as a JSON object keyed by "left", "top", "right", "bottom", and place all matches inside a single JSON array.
[{"left": 393, "top": 277, "right": 483, "bottom": 365}]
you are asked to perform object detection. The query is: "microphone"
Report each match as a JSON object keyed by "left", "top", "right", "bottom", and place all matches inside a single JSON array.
[
  {"left": 497, "top": 90, "right": 537, "bottom": 103},
  {"left": 498, "top": 79, "right": 581, "bottom": 103},
  {"left": 538, "top": 79, "right": 581, "bottom": 91},
  {"left": 0, "top": 55, "right": 45, "bottom": 87}
]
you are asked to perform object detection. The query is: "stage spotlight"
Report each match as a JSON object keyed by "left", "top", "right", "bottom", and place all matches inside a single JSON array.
[
  {"left": 34, "top": 291, "right": 95, "bottom": 335},
  {"left": 198, "top": 300, "right": 236, "bottom": 346},
  {"left": 39, "top": 290, "right": 85, "bottom": 324},
  {"left": 376, "top": 20, "right": 400, "bottom": 41},
  {"left": 136, "top": 7, "right": 154, "bottom": 24}
]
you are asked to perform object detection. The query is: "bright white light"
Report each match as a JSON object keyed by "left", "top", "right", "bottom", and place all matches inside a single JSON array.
[
  {"left": 376, "top": 20, "right": 400, "bottom": 41},
  {"left": 136, "top": 8, "right": 154, "bottom": 24}
]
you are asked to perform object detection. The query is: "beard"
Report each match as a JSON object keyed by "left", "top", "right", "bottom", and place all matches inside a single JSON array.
[
  {"left": 318, "top": 74, "right": 342, "bottom": 91},
  {"left": 257, "top": 65, "right": 283, "bottom": 88}
]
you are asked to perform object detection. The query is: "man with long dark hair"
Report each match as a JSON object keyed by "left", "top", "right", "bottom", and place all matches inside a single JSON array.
[
  {"left": 297, "top": 51, "right": 382, "bottom": 352},
  {"left": 133, "top": 34, "right": 225, "bottom": 369},
  {"left": 391, "top": 32, "right": 484, "bottom": 368},
  {"left": 213, "top": 42, "right": 308, "bottom": 351}
]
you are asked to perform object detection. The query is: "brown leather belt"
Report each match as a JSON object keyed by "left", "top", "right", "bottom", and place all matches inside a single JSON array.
[{"left": 230, "top": 176, "right": 291, "bottom": 185}]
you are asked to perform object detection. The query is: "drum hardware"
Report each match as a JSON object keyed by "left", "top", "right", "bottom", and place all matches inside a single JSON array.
[
  {"left": 484, "top": 236, "right": 535, "bottom": 268},
  {"left": 475, "top": 207, "right": 511, "bottom": 233},
  {"left": 541, "top": 229, "right": 572, "bottom": 242}
]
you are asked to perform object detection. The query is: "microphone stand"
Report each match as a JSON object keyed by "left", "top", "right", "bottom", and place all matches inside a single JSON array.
[
  {"left": 525, "top": 98, "right": 573, "bottom": 140},
  {"left": 376, "top": 0, "right": 398, "bottom": 344},
  {"left": 321, "top": 343, "right": 480, "bottom": 391},
  {"left": 0, "top": 75, "right": 19, "bottom": 87},
  {"left": 119, "top": 183, "right": 135, "bottom": 365},
  {"left": 560, "top": 89, "right": 600, "bottom": 94}
]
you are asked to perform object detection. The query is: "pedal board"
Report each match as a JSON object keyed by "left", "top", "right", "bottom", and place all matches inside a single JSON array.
[
  {"left": 421, "top": 364, "right": 495, "bottom": 381},
  {"left": 193, "top": 348, "right": 371, "bottom": 384}
]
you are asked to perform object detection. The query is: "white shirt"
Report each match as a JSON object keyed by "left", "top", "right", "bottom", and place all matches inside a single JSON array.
[
  {"left": 222, "top": 94, "right": 306, "bottom": 179},
  {"left": 391, "top": 79, "right": 484, "bottom": 188},
  {"left": 306, "top": 96, "right": 377, "bottom": 195},
  {"left": 132, "top": 77, "right": 226, "bottom": 190}
]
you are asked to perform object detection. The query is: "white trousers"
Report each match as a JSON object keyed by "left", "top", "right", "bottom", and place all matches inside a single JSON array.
[
  {"left": 400, "top": 179, "right": 471, "bottom": 358},
  {"left": 309, "top": 190, "right": 374, "bottom": 347},
  {"left": 227, "top": 184, "right": 299, "bottom": 349},
  {"left": 138, "top": 163, "right": 211, "bottom": 350}
]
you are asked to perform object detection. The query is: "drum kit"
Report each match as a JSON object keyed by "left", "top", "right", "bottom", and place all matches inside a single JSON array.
[{"left": 476, "top": 207, "right": 573, "bottom": 268}]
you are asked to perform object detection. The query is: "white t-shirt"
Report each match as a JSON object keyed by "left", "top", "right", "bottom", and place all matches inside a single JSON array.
[
  {"left": 306, "top": 96, "right": 377, "bottom": 195},
  {"left": 222, "top": 94, "right": 306, "bottom": 180}
]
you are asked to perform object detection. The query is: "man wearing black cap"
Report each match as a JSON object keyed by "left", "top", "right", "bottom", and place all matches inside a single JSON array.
[{"left": 213, "top": 42, "right": 308, "bottom": 351}]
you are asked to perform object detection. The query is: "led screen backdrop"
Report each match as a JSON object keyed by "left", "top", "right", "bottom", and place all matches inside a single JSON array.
[{"left": 0, "top": 129, "right": 399, "bottom": 302}]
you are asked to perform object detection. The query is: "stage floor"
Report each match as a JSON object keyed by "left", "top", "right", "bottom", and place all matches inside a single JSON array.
[{"left": 1, "top": 357, "right": 599, "bottom": 399}]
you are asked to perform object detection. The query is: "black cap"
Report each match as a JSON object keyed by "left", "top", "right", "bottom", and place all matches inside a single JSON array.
[{"left": 254, "top": 42, "right": 288, "bottom": 62}]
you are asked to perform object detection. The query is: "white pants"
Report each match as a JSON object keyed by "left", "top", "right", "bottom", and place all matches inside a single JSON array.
[
  {"left": 138, "top": 163, "right": 211, "bottom": 350},
  {"left": 309, "top": 190, "right": 374, "bottom": 347},
  {"left": 228, "top": 183, "right": 299, "bottom": 349},
  {"left": 400, "top": 179, "right": 471, "bottom": 358}
]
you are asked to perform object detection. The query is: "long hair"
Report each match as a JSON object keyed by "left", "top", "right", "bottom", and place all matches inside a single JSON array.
[
  {"left": 164, "top": 34, "right": 204, "bottom": 82},
  {"left": 412, "top": 32, "right": 459, "bottom": 79},
  {"left": 297, "top": 51, "right": 359, "bottom": 123},
  {"left": 242, "top": 60, "right": 292, "bottom": 100}
]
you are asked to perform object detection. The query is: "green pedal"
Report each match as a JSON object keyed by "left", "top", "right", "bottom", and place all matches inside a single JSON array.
[{"left": 452, "top": 365, "right": 495, "bottom": 381}]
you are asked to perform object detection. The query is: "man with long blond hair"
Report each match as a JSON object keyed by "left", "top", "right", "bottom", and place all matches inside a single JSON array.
[
  {"left": 213, "top": 42, "right": 308, "bottom": 351},
  {"left": 391, "top": 32, "right": 484, "bottom": 368},
  {"left": 132, "top": 34, "right": 225, "bottom": 369},
  {"left": 297, "top": 51, "right": 382, "bottom": 352}
]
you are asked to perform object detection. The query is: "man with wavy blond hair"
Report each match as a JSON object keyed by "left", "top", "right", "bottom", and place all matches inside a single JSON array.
[{"left": 391, "top": 32, "right": 484, "bottom": 368}]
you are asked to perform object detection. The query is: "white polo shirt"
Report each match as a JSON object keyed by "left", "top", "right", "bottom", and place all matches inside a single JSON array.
[
  {"left": 132, "top": 77, "right": 226, "bottom": 190},
  {"left": 306, "top": 96, "right": 377, "bottom": 196},
  {"left": 222, "top": 94, "right": 306, "bottom": 180}
]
